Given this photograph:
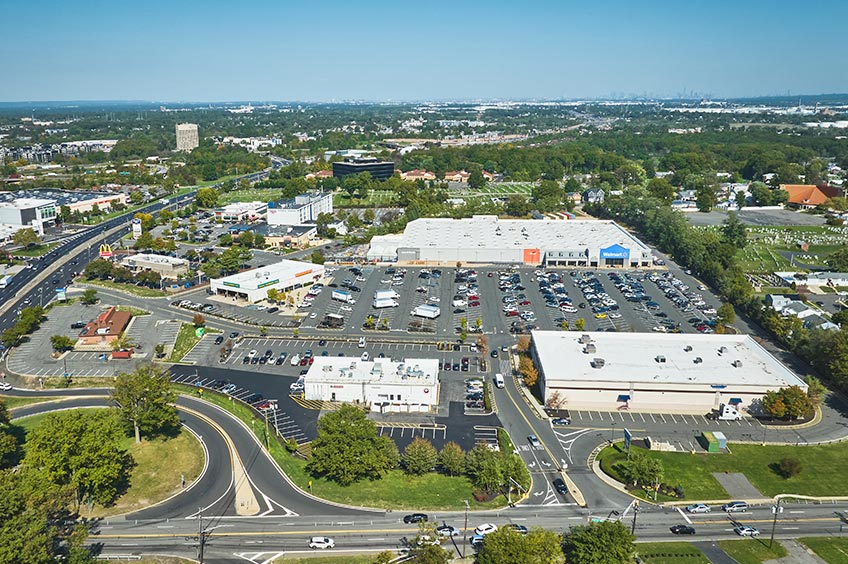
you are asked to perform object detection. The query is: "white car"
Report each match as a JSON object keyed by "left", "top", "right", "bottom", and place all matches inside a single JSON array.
[
  {"left": 309, "top": 536, "right": 335, "bottom": 549},
  {"left": 686, "top": 503, "right": 711, "bottom": 514},
  {"left": 609, "top": 313, "right": 622, "bottom": 319},
  {"left": 248, "top": 349, "right": 258, "bottom": 359},
  {"left": 436, "top": 525, "right": 460, "bottom": 537},
  {"left": 0, "top": 382, "right": 11, "bottom": 391},
  {"left": 734, "top": 526, "right": 759, "bottom": 537},
  {"left": 340, "top": 306, "right": 352, "bottom": 312},
  {"left": 475, "top": 523, "right": 498, "bottom": 536},
  {"left": 309, "top": 312, "right": 318, "bottom": 319}
]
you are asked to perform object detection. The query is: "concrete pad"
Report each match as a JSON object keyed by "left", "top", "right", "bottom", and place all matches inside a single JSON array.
[
  {"left": 711, "top": 472, "right": 763, "bottom": 499},
  {"left": 765, "top": 540, "right": 827, "bottom": 564}
]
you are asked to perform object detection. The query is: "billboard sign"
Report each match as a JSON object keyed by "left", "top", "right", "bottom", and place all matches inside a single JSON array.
[
  {"left": 600, "top": 244, "right": 630, "bottom": 260},
  {"left": 131, "top": 218, "right": 143, "bottom": 240},
  {"left": 55, "top": 288, "right": 67, "bottom": 301}
]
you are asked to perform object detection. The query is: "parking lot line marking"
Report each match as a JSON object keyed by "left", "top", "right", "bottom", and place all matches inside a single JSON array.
[
  {"left": 659, "top": 414, "right": 666, "bottom": 423},
  {"left": 669, "top": 414, "right": 678, "bottom": 424}
]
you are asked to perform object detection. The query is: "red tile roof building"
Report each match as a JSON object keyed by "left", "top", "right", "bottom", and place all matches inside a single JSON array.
[
  {"left": 781, "top": 184, "right": 840, "bottom": 209},
  {"left": 77, "top": 307, "right": 132, "bottom": 346}
]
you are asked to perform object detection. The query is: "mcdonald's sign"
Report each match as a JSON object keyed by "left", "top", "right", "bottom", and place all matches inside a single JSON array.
[{"left": 99, "top": 244, "right": 113, "bottom": 258}]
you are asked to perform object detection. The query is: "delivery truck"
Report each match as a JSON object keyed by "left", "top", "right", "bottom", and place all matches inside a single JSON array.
[
  {"left": 372, "top": 297, "right": 399, "bottom": 309},
  {"left": 331, "top": 289, "right": 355, "bottom": 304}
]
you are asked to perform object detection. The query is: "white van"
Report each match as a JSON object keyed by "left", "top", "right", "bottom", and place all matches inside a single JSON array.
[
  {"left": 361, "top": 351, "right": 369, "bottom": 361},
  {"left": 494, "top": 373, "right": 505, "bottom": 389}
]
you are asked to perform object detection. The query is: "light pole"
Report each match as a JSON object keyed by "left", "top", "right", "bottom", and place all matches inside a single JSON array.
[
  {"left": 610, "top": 421, "right": 616, "bottom": 445},
  {"left": 769, "top": 498, "right": 784, "bottom": 548},
  {"left": 463, "top": 500, "right": 469, "bottom": 558},
  {"left": 631, "top": 500, "right": 639, "bottom": 534}
]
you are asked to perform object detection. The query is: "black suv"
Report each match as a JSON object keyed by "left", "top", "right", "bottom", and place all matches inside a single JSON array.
[{"left": 403, "top": 513, "right": 428, "bottom": 524}]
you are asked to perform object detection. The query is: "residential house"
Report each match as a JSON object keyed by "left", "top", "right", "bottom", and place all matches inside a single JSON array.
[
  {"left": 804, "top": 315, "right": 839, "bottom": 331},
  {"left": 582, "top": 188, "right": 605, "bottom": 204},
  {"left": 400, "top": 169, "right": 436, "bottom": 181},
  {"left": 305, "top": 170, "right": 334, "bottom": 180}
]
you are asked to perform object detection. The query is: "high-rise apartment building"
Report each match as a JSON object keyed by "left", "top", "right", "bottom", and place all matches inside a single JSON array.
[{"left": 176, "top": 123, "right": 199, "bottom": 152}]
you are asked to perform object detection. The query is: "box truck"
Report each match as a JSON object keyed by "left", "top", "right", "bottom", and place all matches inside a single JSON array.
[
  {"left": 374, "top": 289, "right": 399, "bottom": 301},
  {"left": 372, "top": 297, "right": 399, "bottom": 309},
  {"left": 331, "top": 289, "right": 355, "bottom": 304},
  {"left": 412, "top": 304, "right": 441, "bottom": 319}
]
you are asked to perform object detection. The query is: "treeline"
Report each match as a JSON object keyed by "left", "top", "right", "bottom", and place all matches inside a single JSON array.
[
  {"left": 587, "top": 192, "right": 848, "bottom": 391},
  {"left": 183, "top": 142, "right": 269, "bottom": 181}
]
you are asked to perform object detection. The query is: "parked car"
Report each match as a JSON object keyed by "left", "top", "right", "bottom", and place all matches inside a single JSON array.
[
  {"left": 436, "top": 525, "right": 459, "bottom": 537},
  {"left": 551, "top": 417, "right": 571, "bottom": 426}
]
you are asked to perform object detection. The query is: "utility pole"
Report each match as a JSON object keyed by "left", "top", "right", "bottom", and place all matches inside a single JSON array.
[
  {"left": 631, "top": 501, "right": 639, "bottom": 534},
  {"left": 770, "top": 499, "right": 783, "bottom": 548},
  {"left": 197, "top": 509, "right": 206, "bottom": 564},
  {"left": 463, "top": 500, "right": 469, "bottom": 558}
]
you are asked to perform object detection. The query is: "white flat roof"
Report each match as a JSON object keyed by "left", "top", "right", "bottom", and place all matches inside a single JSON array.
[
  {"left": 122, "top": 253, "right": 188, "bottom": 266},
  {"left": 306, "top": 357, "right": 439, "bottom": 387},
  {"left": 532, "top": 331, "right": 806, "bottom": 389},
  {"left": 212, "top": 259, "right": 322, "bottom": 290},
  {"left": 0, "top": 197, "right": 56, "bottom": 209},
  {"left": 397, "top": 216, "right": 649, "bottom": 251},
  {"left": 217, "top": 201, "right": 267, "bottom": 213}
]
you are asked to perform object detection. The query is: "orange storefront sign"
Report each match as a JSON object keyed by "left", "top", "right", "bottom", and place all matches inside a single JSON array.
[{"left": 522, "top": 248, "right": 541, "bottom": 264}]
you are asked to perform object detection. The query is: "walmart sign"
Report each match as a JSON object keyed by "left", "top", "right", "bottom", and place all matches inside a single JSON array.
[{"left": 600, "top": 244, "right": 630, "bottom": 260}]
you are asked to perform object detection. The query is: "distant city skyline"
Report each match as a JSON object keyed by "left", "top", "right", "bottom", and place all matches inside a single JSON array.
[{"left": 1, "top": 0, "right": 847, "bottom": 102}]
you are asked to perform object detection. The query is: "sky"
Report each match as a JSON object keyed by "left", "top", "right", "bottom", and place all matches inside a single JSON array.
[{"left": 2, "top": 0, "right": 847, "bottom": 102}]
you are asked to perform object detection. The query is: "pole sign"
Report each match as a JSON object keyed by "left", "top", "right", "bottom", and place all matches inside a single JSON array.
[
  {"left": 623, "top": 428, "right": 632, "bottom": 454},
  {"left": 131, "top": 218, "right": 143, "bottom": 240}
]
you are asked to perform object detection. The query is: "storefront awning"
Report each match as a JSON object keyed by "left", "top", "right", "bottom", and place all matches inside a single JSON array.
[{"left": 617, "top": 394, "right": 631, "bottom": 402}]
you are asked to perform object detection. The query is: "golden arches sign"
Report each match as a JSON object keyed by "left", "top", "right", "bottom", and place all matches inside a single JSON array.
[{"left": 99, "top": 243, "right": 113, "bottom": 258}]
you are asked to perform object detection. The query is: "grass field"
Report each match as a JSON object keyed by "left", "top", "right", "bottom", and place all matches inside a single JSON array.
[
  {"left": 82, "top": 279, "right": 167, "bottom": 297},
  {"left": 13, "top": 243, "right": 57, "bottom": 257},
  {"left": 636, "top": 542, "right": 709, "bottom": 563},
  {"left": 169, "top": 323, "right": 202, "bottom": 362},
  {"left": 219, "top": 187, "right": 283, "bottom": 204},
  {"left": 599, "top": 441, "right": 848, "bottom": 500},
  {"left": 800, "top": 537, "right": 848, "bottom": 563},
  {"left": 1, "top": 395, "right": 65, "bottom": 410},
  {"left": 272, "top": 556, "right": 377, "bottom": 564},
  {"left": 176, "top": 384, "right": 506, "bottom": 511},
  {"left": 333, "top": 189, "right": 398, "bottom": 208},
  {"left": 718, "top": 539, "right": 788, "bottom": 564},
  {"left": 15, "top": 409, "right": 204, "bottom": 518}
]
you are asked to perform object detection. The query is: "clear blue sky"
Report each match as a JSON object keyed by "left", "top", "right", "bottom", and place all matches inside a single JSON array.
[{"left": 2, "top": 0, "right": 846, "bottom": 102}]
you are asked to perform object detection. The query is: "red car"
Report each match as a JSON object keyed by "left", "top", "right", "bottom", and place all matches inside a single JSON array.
[
  {"left": 467, "top": 294, "right": 479, "bottom": 300},
  {"left": 469, "top": 301, "right": 481, "bottom": 307},
  {"left": 505, "top": 310, "right": 519, "bottom": 317},
  {"left": 299, "top": 357, "right": 309, "bottom": 366},
  {"left": 308, "top": 357, "right": 315, "bottom": 365},
  {"left": 519, "top": 300, "right": 531, "bottom": 306}
]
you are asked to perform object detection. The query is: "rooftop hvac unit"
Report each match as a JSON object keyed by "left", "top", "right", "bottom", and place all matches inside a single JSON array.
[
  {"left": 580, "top": 334, "right": 592, "bottom": 344},
  {"left": 732, "top": 360, "right": 743, "bottom": 368},
  {"left": 655, "top": 355, "right": 666, "bottom": 363},
  {"left": 718, "top": 346, "right": 728, "bottom": 354},
  {"left": 591, "top": 358, "right": 605, "bottom": 368},
  {"left": 684, "top": 345, "right": 693, "bottom": 352},
  {"left": 584, "top": 344, "right": 596, "bottom": 354},
  {"left": 694, "top": 357, "right": 703, "bottom": 364}
]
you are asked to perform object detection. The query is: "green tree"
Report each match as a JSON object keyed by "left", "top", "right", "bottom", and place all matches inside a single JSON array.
[
  {"left": 720, "top": 212, "right": 747, "bottom": 249},
  {"left": 827, "top": 247, "right": 848, "bottom": 271},
  {"left": 437, "top": 441, "right": 465, "bottom": 476},
  {"left": 735, "top": 190, "right": 747, "bottom": 209},
  {"left": 717, "top": 303, "right": 736, "bottom": 326},
  {"left": 402, "top": 437, "right": 438, "bottom": 475},
  {"left": 465, "top": 444, "right": 503, "bottom": 491},
  {"left": 777, "top": 457, "right": 802, "bottom": 478},
  {"left": 311, "top": 250, "right": 325, "bottom": 264},
  {"left": 266, "top": 288, "right": 280, "bottom": 303},
  {"left": 408, "top": 543, "right": 451, "bottom": 564},
  {"left": 238, "top": 230, "right": 255, "bottom": 248},
  {"left": 804, "top": 375, "right": 827, "bottom": 405},
  {"left": 111, "top": 364, "right": 179, "bottom": 444},
  {"left": 307, "top": 405, "right": 399, "bottom": 485},
  {"left": 23, "top": 410, "right": 133, "bottom": 507},
  {"left": 195, "top": 187, "right": 219, "bottom": 208},
  {"left": 468, "top": 168, "right": 486, "bottom": 189},
  {"left": 646, "top": 177, "right": 675, "bottom": 203},
  {"left": 575, "top": 318, "right": 585, "bottom": 331},
  {"left": 762, "top": 385, "right": 815, "bottom": 420},
  {"left": 12, "top": 228, "right": 39, "bottom": 248},
  {"left": 478, "top": 527, "right": 565, "bottom": 564},
  {"left": 50, "top": 335, "right": 75, "bottom": 352},
  {"left": 133, "top": 231, "right": 154, "bottom": 250},
  {"left": 0, "top": 399, "right": 21, "bottom": 469},
  {"left": 563, "top": 520, "right": 636, "bottom": 564},
  {"left": 619, "top": 451, "right": 664, "bottom": 490},
  {"left": 129, "top": 191, "right": 144, "bottom": 204},
  {"left": 363, "top": 208, "right": 376, "bottom": 224}
]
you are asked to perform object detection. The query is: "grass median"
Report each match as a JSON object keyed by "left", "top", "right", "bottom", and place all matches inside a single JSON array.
[
  {"left": 635, "top": 542, "right": 709, "bottom": 563},
  {"left": 1, "top": 394, "right": 64, "bottom": 410},
  {"left": 15, "top": 408, "right": 204, "bottom": 518},
  {"left": 598, "top": 441, "right": 848, "bottom": 501},
  {"left": 800, "top": 537, "right": 848, "bottom": 563},
  {"left": 169, "top": 323, "right": 202, "bottom": 362},
  {"left": 175, "top": 384, "right": 506, "bottom": 511},
  {"left": 718, "top": 539, "right": 788, "bottom": 564},
  {"left": 82, "top": 279, "right": 167, "bottom": 298}
]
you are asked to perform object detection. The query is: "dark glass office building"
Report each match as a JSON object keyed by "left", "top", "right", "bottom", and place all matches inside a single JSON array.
[{"left": 332, "top": 158, "right": 395, "bottom": 181}]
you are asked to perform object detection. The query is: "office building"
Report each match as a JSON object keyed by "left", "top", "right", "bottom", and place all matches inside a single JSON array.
[
  {"left": 176, "top": 123, "right": 199, "bottom": 152},
  {"left": 332, "top": 157, "right": 395, "bottom": 181},
  {"left": 120, "top": 253, "right": 190, "bottom": 277},
  {"left": 213, "top": 201, "right": 268, "bottom": 223},
  {"left": 267, "top": 192, "right": 333, "bottom": 226}
]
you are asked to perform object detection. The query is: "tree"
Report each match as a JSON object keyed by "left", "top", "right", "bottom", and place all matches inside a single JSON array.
[
  {"left": 238, "top": 230, "right": 255, "bottom": 248},
  {"left": 195, "top": 187, "right": 219, "bottom": 208},
  {"left": 133, "top": 231, "right": 154, "bottom": 250},
  {"left": 111, "top": 363, "right": 179, "bottom": 444},
  {"left": 193, "top": 313, "right": 205, "bottom": 327},
  {"left": 832, "top": 310, "right": 848, "bottom": 328},
  {"left": 717, "top": 303, "right": 736, "bottom": 326},
  {"left": 23, "top": 410, "right": 133, "bottom": 507},
  {"left": 619, "top": 451, "right": 663, "bottom": 490},
  {"left": 721, "top": 212, "right": 748, "bottom": 249},
  {"left": 777, "top": 457, "right": 802, "bottom": 478},
  {"left": 762, "top": 385, "right": 814, "bottom": 420},
  {"left": 646, "top": 177, "right": 675, "bottom": 203},
  {"left": 478, "top": 527, "right": 565, "bottom": 564},
  {"left": 363, "top": 208, "right": 376, "bottom": 224},
  {"left": 50, "top": 335, "right": 75, "bottom": 352},
  {"left": 267, "top": 288, "right": 280, "bottom": 303},
  {"left": 515, "top": 335, "right": 531, "bottom": 352},
  {"left": 468, "top": 168, "right": 486, "bottom": 189},
  {"left": 402, "top": 437, "right": 438, "bottom": 475},
  {"left": 827, "top": 247, "right": 848, "bottom": 272},
  {"left": 311, "top": 250, "right": 325, "bottom": 264},
  {"left": 465, "top": 444, "right": 503, "bottom": 491},
  {"left": 519, "top": 356, "right": 539, "bottom": 387},
  {"left": 408, "top": 543, "right": 451, "bottom": 564},
  {"left": 12, "top": 228, "right": 39, "bottom": 248},
  {"left": 110, "top": 332, "right": 135, "bottom": 352},
  {"left": 0, "top": 399, "right": 21, "bottom": 469},
  {"left": 307, "top": 405, "right": 399, "bottom": 485},
  {"left": 805, "top": 375, "right": 827, "bottom": 405},
  {"left": 735, "top": 190, "right": 747, "bottom": 210},
  {"left": 563, "top": 520, "right": 636, "bottom": 564},
  {"left": 505, "top": 195, "right": 531, "bottom": 217},
  {"left": 575, "top": 318, "right": 585, "bottom": 331},
  {"left": 749, "top": 181, "right": 774, "bottom": 206},
  {"left": 437, "top": 442, "right": 465, "bottom": 476}
]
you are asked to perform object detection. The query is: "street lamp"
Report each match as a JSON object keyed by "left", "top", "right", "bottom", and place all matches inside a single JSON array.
[
  {"left": 610, "top": 421, "right": 616, "bottom": 445},
  {"left": 462, "top": 500, "right": 470, "bottom": 558}
]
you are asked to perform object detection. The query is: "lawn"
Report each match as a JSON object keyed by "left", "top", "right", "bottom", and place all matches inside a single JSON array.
[
  {"left": 219, "top": 187, "right": 283, "bottom": 204},
  {"left": 718, "top": 539, "right": 788, "bottom": 564},
  {"left": 82, "top": 279, "right": 167, "bottom": 297},
  {"left": 15, "top": 409, "right": 204, "bottom": 518},
  {"left": 800, "top": 538, "right": 848, "bottom": 563},
  {"left": 169, "top": 323, "right": 202, "bottom": 362},
  {"left": 175, "top": 384, "right": 506, "bottom": 511},
  {"left": 115, "top": 305, "right": 152, "bottom": 316},
  {"left": 1, "top": 394, "right": 64, "bottom": 410},
  {"left": 598, "top": 440, "right": 848, "bottom": 500},
  {"left": 635, "top": 542, "right": 709, "bottom": 563},
  {"left": 14, "top": 243, "right": 57, "bottom": 257},
  {"left": 272, "top": 556, "right": 377, "bottom": 564},
  {"left": 334, "top": 189, "right": 398, "bottom": 208},
  {"left": 732, "top": 225, "right": 848, "bottom": 273}
]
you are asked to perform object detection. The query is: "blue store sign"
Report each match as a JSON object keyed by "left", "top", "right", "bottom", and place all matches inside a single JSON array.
[{"left": 600, "top": 244, "right": 630, "bottom": 260}]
